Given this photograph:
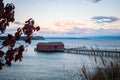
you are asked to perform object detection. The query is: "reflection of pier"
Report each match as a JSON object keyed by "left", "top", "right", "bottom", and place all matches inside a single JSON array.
[{"left": 64, "top": 48, "right": 120, "bottom": 57}]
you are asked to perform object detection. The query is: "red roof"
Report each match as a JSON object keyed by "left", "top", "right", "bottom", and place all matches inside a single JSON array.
[{"left": 37, "top": 42, "right": 64, "bottom": 46}]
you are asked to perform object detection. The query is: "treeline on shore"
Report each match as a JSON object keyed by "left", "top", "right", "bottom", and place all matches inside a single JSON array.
[{"left": 0, "top": 36, "right": 44, "bottom": 40}]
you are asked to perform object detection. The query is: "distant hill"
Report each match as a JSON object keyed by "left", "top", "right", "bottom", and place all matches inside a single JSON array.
[
  {"left": 89, "top": 36, "right": 120, "bottom": 40},
  {"left": 45, "top": 37, "right": 90, "bottom": 39},
  {"left": 0, "top": 36, "right": 44, "bottom": 40},
  {"left": 45, "top": 36, "right": 120, "bottom": 40}
]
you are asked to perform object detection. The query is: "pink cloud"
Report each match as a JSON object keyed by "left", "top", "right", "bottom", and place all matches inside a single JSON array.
[
  {"left": 54, "top": 20, "right": 85, "bottom": 27},
  {"left": 38, "top": 27, "right": 120, "bottom": 37},
  {"left": 33, "top": 22, "right": 120, "bottom": 37},
  {"left": 106, "top": 20, "right": 120, "bottom": 29}
]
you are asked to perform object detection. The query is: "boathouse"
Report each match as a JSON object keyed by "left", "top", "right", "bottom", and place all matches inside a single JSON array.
[{"left": 36, "top": 42, "right": 64, "bottom": 52}]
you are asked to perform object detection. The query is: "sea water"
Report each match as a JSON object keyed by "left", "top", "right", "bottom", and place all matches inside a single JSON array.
[{"left": 0, "top": 39, "right": 120, "bottom": 80}]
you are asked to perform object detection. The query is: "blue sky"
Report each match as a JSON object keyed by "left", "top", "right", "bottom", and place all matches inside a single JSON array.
[{"left": 4, "top": 0, "right": 120, "bottom": 37}]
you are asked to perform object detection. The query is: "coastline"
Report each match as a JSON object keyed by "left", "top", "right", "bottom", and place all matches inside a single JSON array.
[{"left": 0, "top": 36, "right": 44, "bottom": 40}]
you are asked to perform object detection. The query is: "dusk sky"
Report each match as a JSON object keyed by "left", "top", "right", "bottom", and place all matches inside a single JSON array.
[{"left": 4, "top": 0, "right": 120, "bottom": 37}]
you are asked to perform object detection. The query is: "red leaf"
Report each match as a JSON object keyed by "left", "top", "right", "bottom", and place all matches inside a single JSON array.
[
  {"left": 18, "top": 45, "right": 24, "bottom": 53},
  {"left": 7, "top": 34, "right": 13, "bottom": 39},
  {"left": 15, "top": 30, "right": 22, "bottom": 40},
  {"left": 25, "top": 37, "right": 31, "bottom": 44},
  {"left": 14, "top": 53, "right": 22, "bottom": 62},
  {"left": 6, "top": 49, "right": 15, "bottom": 61},
  {"left": 0, "top": 62, "right": 4, "bottom": 70},
  {"left": 6, "top": 60, "right": 11, "bottom": 67},
  {"left": 2, "top": 39, "right": 9, "bottom": 46},
  {"left": 0, "top": 50, "right": 5, "bottom": 57},
  {"left": 36, "top": 26, "right": 40, "bottom": 31}
]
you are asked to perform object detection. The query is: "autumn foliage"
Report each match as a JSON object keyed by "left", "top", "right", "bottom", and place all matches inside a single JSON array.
[{"left": 0, "top": 0, "right": 40, "bottom": 70}]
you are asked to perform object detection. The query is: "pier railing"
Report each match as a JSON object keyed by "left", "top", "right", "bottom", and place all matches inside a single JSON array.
[{"left": 64, "top": 48, "right": 120, "bottom": 57}]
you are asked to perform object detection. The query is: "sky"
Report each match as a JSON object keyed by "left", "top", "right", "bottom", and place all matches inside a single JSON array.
[{"left": 4, "top": 0, "right": 120, "bottom": 37}]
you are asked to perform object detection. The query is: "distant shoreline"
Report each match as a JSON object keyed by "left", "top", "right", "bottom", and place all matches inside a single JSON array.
[
  {"left": 45, "top": 37, "right": 90, "bottom": 40},
  {"left": 1, "top": 36, "right": 120, "bottom": 40},
  {"left": 0, "top": 36, "right": 44, "bottom": 40},
  {"left": 45, "top": 36, "right": 120, "bottom": 40}
]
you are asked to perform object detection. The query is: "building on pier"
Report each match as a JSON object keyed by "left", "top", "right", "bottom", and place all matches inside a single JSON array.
[{"left": 35, "top": 42, "right": 64, "bottom": 52}]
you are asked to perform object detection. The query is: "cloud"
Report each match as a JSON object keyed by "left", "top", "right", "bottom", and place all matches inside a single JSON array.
[
  {"left": 32, "top": 20, "right": 120, "bottom": 37},
  {"left": 33, "top": 24, "right": 120, "bottom": 37},
  {"left": 93, "top": 28, "right": 120, "bottom": 36},
  {"left": 54, "top": 21, "right": 85, "bottom": 27},
  {"left": 66, "top": 27, "right": 95, "bottom": 36},
  {"left": 107, "top": 20, "right": 120, "bottom": 29},
  {"left": 66, "top": 28, "right": 120, "bottom": 36},
  {"left": 88, "top": 0, "right": 102, "bottom": 3},
  {"left": 37, "top": 29, "right": 66, "bottom": 37},
  {"left": 91, "top": 16, "right": 120, "bottom": 25},
  {"left": 13, "top": 21, "right": 22, "bottom": 25}
]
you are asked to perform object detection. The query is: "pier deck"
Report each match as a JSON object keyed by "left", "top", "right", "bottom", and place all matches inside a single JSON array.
[{"left": 64, "top": 48, "right": 120, "bottom": 57}]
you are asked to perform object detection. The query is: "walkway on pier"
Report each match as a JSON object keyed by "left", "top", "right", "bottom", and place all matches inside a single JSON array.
[{"left": 64, "top": 48, "right": 120, "bottom": 57}]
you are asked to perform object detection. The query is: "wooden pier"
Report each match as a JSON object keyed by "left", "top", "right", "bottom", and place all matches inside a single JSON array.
[{"left": 64, "top": 48, "right": 120, "bottom": 57}]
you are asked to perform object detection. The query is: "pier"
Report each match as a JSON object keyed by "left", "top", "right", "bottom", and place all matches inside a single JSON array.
[{"left": 64, "top": 48, "right": 120, "bottom": 57}]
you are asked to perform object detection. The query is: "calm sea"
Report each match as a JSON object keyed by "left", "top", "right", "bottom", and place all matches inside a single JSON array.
[{"left": 0, "top": 39, "right": 120, "bottom": 80}]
